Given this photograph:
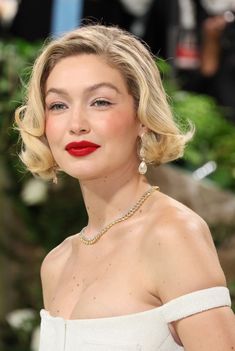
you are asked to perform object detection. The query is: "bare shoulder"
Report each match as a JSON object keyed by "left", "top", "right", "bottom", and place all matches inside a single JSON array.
[
  {"left": 145, "top": 191, "right": 212, "bottom": 242},
  {"left": 41, "top": 236, "right": 72, "bottom": 277},
  {"left": 143, "top": 191, "right": 226, "bottom": 302},
  {"left": 149, "top": 191, "right": 213, "bottom": 243},
  {"left": 40, "top": 235, "right": 73, "bottom": 309}
]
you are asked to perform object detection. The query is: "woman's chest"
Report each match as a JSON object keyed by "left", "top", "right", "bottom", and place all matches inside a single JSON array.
[{"left": 49, "top": 241, "right": 159, "bottom": 319}]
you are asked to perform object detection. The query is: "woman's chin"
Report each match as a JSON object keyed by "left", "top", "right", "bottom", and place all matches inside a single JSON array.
[{"left": 63, "top": 169, "right": 108, "bottom": 182}]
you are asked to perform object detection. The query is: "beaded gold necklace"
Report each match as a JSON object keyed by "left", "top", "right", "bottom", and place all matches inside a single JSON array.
[{"left": 78, "top": 185, "right": 159, "bottom": 245}]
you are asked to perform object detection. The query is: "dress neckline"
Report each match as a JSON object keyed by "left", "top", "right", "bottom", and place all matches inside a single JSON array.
[
  {"left": 40, "top": 286, "right": 230, "bottom": 324},
  {"left": 40, "top": 304, "right": 163, "bottom": 323}
]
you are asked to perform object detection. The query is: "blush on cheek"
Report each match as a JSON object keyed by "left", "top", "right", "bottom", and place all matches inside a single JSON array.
[
  {"left": 45, "top": 118, "right": 57, "bottom": 142},
  {"left": 101, "top": 112, "right": 137, "bottom": 138}
]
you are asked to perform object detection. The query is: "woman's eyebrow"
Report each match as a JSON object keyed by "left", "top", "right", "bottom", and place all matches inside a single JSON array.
[
  {"left": 45, "top": 88, "right": 69, "bottom": 98},
  {"left": 85, "top": 82, "right": 121, "bottom": 95},
  {"left": 45, "top": 82, "right": 121, "bottom": 98}
]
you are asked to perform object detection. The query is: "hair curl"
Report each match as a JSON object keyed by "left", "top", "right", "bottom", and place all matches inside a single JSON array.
[{"left": 15, "top": 24, "right": 193, "bottom": 180}]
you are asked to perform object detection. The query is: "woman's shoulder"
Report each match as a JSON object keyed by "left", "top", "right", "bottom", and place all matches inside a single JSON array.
[
  {"left": 41, "top": 236, "right": 72, "bottom": 270},
  {"left": 148, "top": 190, "right": 209, "bottom": 236},
  {"left": 141, "top": 190, "right": 213, "bottom": 266},
  {"left": 40, "top": 235, "right": 74, "bottom": 288},
  {"left": 147, "top": 192, "right": 215, "bottom": 266},
  {"left": 40, "top": 235, "right": 74, "bottom": 309},
  {"left": 143, "top": 191, "right": 226, "bottom": 302}
]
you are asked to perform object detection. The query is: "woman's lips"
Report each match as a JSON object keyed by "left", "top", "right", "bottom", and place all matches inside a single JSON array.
[{"left": 65, "top": 141, "right": 100, "bottom": 157}]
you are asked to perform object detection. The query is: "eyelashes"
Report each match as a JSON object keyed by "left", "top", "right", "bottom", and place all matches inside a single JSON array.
[
  {"left": 48, "top": 102, "right": 67, "bottom": 111},
  {"left": 91, "top": 99, "right": 113, "bottom": 107},
  {"left": 47, "top": 99, "right": 114, "bottom": 111}
]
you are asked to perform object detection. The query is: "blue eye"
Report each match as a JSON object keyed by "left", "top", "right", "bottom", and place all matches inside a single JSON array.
[
  {"left": 92, "top": 99, "right": 112, "bottom": 107},
  {"left": 49, "top": 103, "right": 67, "bottom": 111}
]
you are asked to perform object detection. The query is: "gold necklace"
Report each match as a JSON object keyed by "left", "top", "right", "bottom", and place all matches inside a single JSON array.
[{"left": 79, "top": 185, "right": 159, "bottom": 245}]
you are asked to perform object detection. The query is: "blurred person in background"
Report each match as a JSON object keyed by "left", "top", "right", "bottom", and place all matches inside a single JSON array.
[
  {"left": 175, "top": 0, "right": 235, "bottom": 122},
  {"left": 120, "top": 0, "right": 179, "bottom": 60},
  {"left": 7, "top": 0, "right": 176, "bottom": 61},
  {"left": 0, "top": 0, "right": 18, "bottom": 35},
  {"left": 8, "top": 0, "right": 132, "bottom": 40},
  {"left": 199, "top": 0, "right": 235, "bottom": 122},
  {"left": 119, "top": 0, "right": 170, "bottom": 58},
  {"left": 15, "top": 24, "right": 235, "bottom": 350}
]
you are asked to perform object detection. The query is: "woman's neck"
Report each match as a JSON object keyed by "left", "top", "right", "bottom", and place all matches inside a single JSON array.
[{"left": 79, "top": 171, "right": 149, "bottom": 235}]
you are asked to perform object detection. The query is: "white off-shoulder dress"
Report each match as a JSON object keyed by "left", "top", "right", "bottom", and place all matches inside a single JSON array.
[{"left": 39, "top": 286, "right": 231, "bottom": 351}]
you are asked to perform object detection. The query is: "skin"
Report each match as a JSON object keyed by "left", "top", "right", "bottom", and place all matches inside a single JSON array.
[
  {"left": 42, "top": 54, "right": 235, "bottom": 350},
  {"left": 200, "top": 15, "right": 227, "bottom": 76}
]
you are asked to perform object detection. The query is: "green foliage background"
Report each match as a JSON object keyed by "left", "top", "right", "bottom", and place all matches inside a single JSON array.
[{"left": 157, "top": 57, "right": 235, "bottom": 190}]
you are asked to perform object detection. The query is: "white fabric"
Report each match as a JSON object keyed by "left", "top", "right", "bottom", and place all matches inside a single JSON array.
[
  {"left": 162, "top": 286, "right": 231, "bottom": 323},
  {"left": 39, "top": 287, "right": 231, "bottom": 351}
]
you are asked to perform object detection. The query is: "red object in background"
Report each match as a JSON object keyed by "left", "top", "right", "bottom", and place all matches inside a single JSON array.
[{"left": 175, "top": 30, "right": 200, "bottom": 69}]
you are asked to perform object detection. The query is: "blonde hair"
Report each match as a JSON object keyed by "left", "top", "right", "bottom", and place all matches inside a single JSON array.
[{"left": 15, "top": 24, "right": 193, "bottom": 180}]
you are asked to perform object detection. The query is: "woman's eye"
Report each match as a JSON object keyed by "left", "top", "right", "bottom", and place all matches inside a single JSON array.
[
  {"left": 92, "top": 99, "right": 112, "bottom": 107},
  {"left": 48, "top": 103, "right": 67, "bottom": 111}
]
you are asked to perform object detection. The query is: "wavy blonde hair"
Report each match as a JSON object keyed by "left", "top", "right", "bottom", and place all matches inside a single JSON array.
[{"left": 15, "top": 24, "right": 193, "bottom": 180}]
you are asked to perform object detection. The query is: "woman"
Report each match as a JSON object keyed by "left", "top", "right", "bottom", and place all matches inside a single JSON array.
[{"left": 15, "top": 25, "right": 235, "bottom": 350}]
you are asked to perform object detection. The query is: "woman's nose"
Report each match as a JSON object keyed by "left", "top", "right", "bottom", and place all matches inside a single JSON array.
[{"left": 69, "top": 107, "right": 90, "bottom": 135}]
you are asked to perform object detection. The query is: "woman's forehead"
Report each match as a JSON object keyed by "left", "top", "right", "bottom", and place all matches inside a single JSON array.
[{"left": 45, "top": 54, "right": 130, "bottom": 95}]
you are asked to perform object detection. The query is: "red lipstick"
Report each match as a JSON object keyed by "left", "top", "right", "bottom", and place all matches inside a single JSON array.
[{"left": 65, "top": 141, "right": 100, "bottom": 157}]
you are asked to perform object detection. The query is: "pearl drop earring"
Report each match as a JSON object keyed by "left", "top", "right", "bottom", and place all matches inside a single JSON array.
[
  {"left": 138, "top": 135, "right": 147, "bottom": 175},
  {"left": 52, "top": 166, "right": 58, "bottom": 184}
]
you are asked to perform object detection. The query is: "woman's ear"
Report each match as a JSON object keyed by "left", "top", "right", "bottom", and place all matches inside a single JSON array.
[{"left": 138, "top": 124, "right": 148, "bottom": 137}]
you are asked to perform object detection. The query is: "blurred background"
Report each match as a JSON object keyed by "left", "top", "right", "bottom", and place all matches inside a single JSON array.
[{"left": 0, "top": 0, "right": 235, "bottom": 350}]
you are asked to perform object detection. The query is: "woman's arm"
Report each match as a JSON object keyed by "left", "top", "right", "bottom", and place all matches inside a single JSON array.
[{"left": 200, "top": 15, "right": 227, "bottom": 76}]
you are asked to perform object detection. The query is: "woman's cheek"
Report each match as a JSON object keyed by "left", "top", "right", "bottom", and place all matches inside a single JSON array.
[
  {"left": 99, "top": 114, "right": 132, "bottom": 138},
  {"left": 45, "top": 117, "right": 60, "bottom": 143}
]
